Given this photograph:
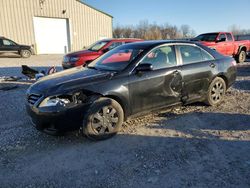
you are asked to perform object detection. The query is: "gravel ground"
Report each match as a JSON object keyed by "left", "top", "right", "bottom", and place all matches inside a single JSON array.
[{"left": 0, "top": 55, "right": 250, "bottom": 188}]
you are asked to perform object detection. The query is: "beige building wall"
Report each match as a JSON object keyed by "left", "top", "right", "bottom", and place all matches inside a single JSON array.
[{"left": 0, "top": 0, "right": 113, "bottom": 53}]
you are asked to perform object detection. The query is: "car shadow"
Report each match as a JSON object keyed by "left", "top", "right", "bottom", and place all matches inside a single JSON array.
[
  {"left": 0, "top": 52, "right": 21, "bottom": 58},
  {"left": 149, "top": 112, "right": 250, "bottom": 138}
]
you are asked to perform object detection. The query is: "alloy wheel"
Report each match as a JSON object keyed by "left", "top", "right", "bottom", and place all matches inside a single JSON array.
[{"left": 210, "top": 80, "right": 225, "bottom": 103}]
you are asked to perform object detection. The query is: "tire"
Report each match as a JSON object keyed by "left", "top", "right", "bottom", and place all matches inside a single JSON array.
[
  {"left": 236, "top": 50, "right": 246, "bottom": 63},
  {"left": 20, "top": 50, "right": 31, "bottom": 58},
  {"left": 83, "top": 97, "right": 124, "bottom": 141},
  {"left": 205, "top": 77, "right": 226, "bottom": 106}
]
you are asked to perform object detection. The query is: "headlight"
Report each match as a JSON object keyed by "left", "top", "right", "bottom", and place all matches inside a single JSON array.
[
  {"left": 39, "top": 97, "right": 71, "bottom": 107},
  {"left": 70, "top": 57, "right": 80, "bottom": 62},
  {"left": 39, "top": 92, "right": 87, "bottom": 108}
]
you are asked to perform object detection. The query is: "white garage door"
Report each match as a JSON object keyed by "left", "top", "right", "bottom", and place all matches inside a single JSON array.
[{"left": 33, "top": 17, "right": 69, "bottom": 54}]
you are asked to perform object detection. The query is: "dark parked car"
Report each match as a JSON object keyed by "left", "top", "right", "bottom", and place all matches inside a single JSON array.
[
  {"left": 26, "top": 40, "right": 237, "bottom": 140},
  {"left": 0, "top": 36, "right": 33, "bottom": 58},
  {"left": 62, "top": 38, "right": 142, "bottom": 69}
]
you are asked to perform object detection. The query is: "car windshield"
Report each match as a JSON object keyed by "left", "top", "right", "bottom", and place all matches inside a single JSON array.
[
  {"left": 88, "top": 41, "right": 109, "bottom": 51},
  {"left": 193, "top": 33, "right": 219, "bottom": 42},
  {"left": 87, "top": 45, "right": 145, "bottom": 71}
]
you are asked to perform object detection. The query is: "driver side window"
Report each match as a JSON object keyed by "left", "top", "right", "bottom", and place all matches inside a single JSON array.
[
  {"left": 218, "top": 34, "right": 226, "bottom": 41},
  {"left": 3, "top": 39, "right": 14, "bottom": 46},
  {"left": 140, "top": 46, "right": 177, "bottom": 70}
]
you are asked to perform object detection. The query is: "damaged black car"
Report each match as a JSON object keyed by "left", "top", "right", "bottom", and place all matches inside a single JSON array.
[{"left": 26, "top": 41, "right": 237, "bottom": 140}]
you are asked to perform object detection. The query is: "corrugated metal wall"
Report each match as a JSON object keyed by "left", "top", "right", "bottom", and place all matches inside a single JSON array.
[{"left": 0, "top": 0, "right": 113, "bottom": 53}]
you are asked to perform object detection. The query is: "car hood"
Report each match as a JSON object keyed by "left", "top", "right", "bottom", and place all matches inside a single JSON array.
[
  {"left": 20, "top": 44, "right": 31, "bottom": 49},
  {"left": 66, "top": 49, "right": 98, "bottom": 57},
  {"left": 28, "top": 66, "right": 113, "bottom": 95}
]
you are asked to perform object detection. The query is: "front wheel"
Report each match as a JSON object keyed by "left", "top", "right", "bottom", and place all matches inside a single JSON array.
[
  {"left": 236, "top": 50, "right": 246, "bottom": 63},
  {"left": 83, "top": 97, "right": 124, "bottom": 140},
  {"left": 20, "top": 50, "right": 31, "bottom": 58},
  {"left": 205, "top": 77, "right": 226, "bottom": 106}
]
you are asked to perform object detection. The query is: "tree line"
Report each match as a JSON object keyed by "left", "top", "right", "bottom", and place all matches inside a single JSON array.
[
  {"left": 113, "top": 21, "right": 250, "bottom": 40},
  {"left": 113, "top": 20, "right": 196, "bottom": 40}
]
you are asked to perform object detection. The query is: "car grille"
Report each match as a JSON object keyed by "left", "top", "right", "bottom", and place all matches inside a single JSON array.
[{"left": 27, "top": 93, "right": 42, "bottom": 105}]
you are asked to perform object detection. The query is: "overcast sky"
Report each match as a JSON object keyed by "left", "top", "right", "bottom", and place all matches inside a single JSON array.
[{"left": 84, "top": 0, "right": 250, "bottom": 34}]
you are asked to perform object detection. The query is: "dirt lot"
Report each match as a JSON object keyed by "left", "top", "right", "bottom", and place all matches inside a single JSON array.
[{"left": 0, "top": 55, "right": 250, "bottom": 188}]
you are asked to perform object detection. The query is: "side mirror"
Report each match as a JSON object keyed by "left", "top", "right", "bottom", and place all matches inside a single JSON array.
[
  {"left": 216, "top": 38, "right": 226, "bottom": 43},
  {"left": 136, "top": 63, "right": 153, "bottom": 72}
]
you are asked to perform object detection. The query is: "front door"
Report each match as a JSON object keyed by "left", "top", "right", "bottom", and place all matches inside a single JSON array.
[
  {"left": 215, "top": 33, "right": 227, "bottom": 55},
  {"left": 1, "top": 39, "right": 19, "bottom": 52},
  {"left": 129, "top": 45, "right": 182, "bottom": 114}
]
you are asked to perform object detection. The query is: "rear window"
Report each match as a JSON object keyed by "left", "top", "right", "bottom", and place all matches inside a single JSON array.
[
  {"left": 193, "top": 33, "right": 218, "bottom": 42},
  {"left": 178, "top": 45, "right": 214, "bottom": 64}
]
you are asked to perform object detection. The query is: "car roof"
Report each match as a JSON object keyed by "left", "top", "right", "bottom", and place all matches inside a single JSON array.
[
  {"left": 101, "top": 38, "right": 143, "bottom": 42},
  {"left": 121, "top": 40, "right": 199, "bottom": 48},
  {"left": 119, "top": 39, "right": 224, "bottom": 59}
]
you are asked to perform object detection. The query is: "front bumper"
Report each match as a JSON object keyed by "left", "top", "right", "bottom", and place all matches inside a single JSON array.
[{"left": 26, "top": 102, "right": 90, "bottom": 132}]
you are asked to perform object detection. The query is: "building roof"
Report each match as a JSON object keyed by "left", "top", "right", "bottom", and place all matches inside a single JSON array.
[{"left": 77, "top": 0, "right": 113, "bottom": 18}]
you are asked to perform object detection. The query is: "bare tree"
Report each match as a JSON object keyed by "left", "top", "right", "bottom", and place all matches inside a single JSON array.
[
  {"left": 113, "top": 20, "right": 196, "bottom": 40},
  {"left": 228, "top": 24, "right": 250, "bottom": 35}
]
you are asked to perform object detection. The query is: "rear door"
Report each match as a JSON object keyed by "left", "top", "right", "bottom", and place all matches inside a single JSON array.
[
  {"left": 177, "top": 44, "right": 215, "bottom": 103},
  {"left": 129, "top": 45, "right": 183, "bottom": 114}
]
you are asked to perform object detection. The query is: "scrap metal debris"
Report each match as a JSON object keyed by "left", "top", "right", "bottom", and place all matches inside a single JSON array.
[
  {"left": 21, "top": 65, "right": 39, "bottom": 79},
  {"left": 22, "top": 65, "right": 57, "bottom": 80},
  {"left": 0, "top": 65, "right": 58, "bottom": 91},
  {"left": 0, "top": 76, "right": 22, "bottom": 82}
]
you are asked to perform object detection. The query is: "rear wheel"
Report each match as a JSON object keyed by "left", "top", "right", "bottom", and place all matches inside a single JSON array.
[
  {"left": 236, "top": 50, "right": 246, "bottom": 63},
  {"left": 20, "top": 50, "right": 31, "bottom": 58},
  {"left": 83, "top": 97, "right": 124, "bottom": 140},
  {"left": 205, "top": 77, "right": 226, "bottom": 106}
]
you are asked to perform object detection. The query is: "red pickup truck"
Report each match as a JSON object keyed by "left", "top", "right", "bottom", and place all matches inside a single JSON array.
[{"left": 192, "top": 32, "right": 250, "bottom": 63}]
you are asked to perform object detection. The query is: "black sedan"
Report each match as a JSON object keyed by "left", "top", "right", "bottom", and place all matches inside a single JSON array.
[{"left": 26, "top": 40, "right": 237, "bottom": 140}]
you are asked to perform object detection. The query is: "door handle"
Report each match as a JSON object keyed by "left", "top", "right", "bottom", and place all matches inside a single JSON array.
[{"left": 210, "top": 63, "right": 216, "bottom": 68}]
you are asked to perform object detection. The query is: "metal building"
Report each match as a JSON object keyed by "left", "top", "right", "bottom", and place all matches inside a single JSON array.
[{"left": 0, "top": 0, "right": 113, "bottom": 54}]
